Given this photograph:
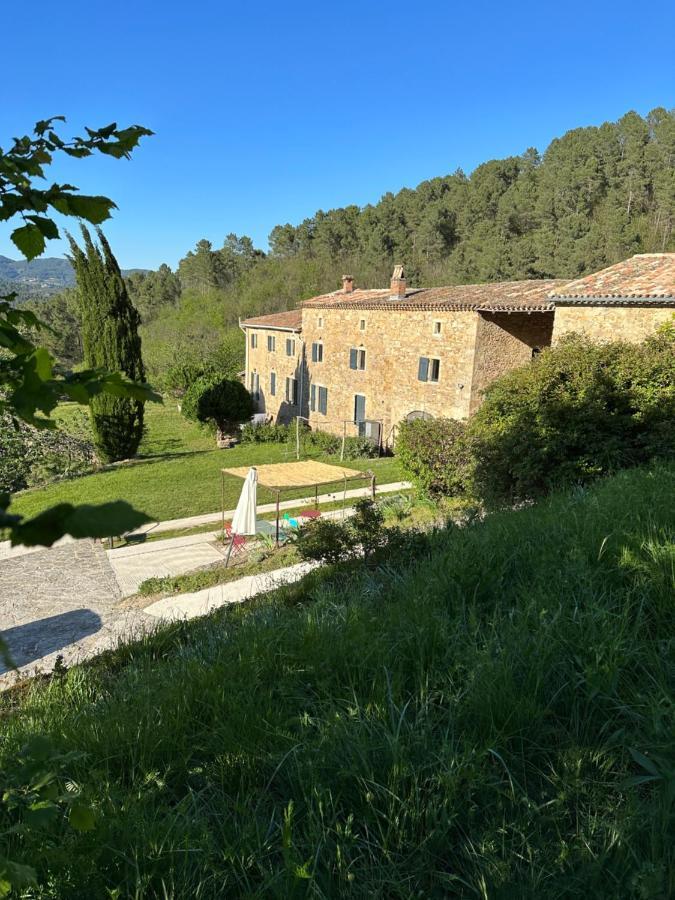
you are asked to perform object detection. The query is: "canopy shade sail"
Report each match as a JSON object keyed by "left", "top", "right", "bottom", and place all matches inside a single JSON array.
[{"left": 222, "top": 460, "right": 368, "bottom": 490}]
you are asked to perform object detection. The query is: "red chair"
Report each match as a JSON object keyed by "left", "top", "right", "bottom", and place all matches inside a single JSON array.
[{"left": 224, "top": 524, "right": 248, "bottom": 556}]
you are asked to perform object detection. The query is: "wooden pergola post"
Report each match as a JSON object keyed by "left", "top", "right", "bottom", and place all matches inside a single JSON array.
[{"left": 371, "top": 473, "right": 376, "bottom": 500}]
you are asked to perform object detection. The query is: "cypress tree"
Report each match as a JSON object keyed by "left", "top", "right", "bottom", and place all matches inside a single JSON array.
[{"left": 68, "top": 226, "right": 146, "bottom": 462}]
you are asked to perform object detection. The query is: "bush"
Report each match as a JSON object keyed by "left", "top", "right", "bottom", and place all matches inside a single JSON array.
[
  {"left": 396, "top": 417, "right": 471, "bottom": 497},
  {"left": 0, "top": 413, "right": 97, "bottom": 493},
  {"left": 469, "top": 331, "right": 675, "bottom": 505},
  {"left": 240, "top": 422, "right": 295, "bottom": 444},
  {"left": 181, "top": 375, "right": 253, "bottom": 434}
]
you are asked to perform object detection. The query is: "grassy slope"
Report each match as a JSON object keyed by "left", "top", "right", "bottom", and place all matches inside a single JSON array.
[
  {"left": 9, "top": 403, "right": 403, "bottom": 523},
  {"left": 2, "top": 464, "right": 673, "bottom": 898}
]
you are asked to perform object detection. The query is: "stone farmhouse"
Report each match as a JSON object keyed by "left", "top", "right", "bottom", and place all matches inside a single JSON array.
[{"left": 241, "top": 253, "right": 675, "bottom": 446}]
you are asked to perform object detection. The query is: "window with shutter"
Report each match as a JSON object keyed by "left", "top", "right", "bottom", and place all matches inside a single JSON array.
[
  {"left": 286, "top": 339, "right": 295, "bottom": 356},
  {"left": 429, "top": 359, "right": 440, "bottom": 382},
  {"left": 311, "top": 342, "right": 323, "bottom": 363},
  {"left": 267, "top": 335, "right": 275, "bottom": 352},
  {"left": 270, "top": 372, "right": 276, "bottom": 396},
  {"left": 250, "top": 333, "right": 257, "bottom": 349},
  {"left": 354, "top": 394, "right": 366, "bottom": 423},
  {"left": 418, "top": 357, "right": 429, "bottom": 381},
  {"left": 310, "top": 383, "right": 316, "bottom": 412},
  {"left": 318, "top": 386, "right": 328, "bottom": 415},
  {"left": 349, "top": 348, "right": 358, "bottom": 369}
]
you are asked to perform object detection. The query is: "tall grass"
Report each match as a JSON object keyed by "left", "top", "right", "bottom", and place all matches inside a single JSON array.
[{"left": 1, "top": 464, "right": 673, "bottom": 898}]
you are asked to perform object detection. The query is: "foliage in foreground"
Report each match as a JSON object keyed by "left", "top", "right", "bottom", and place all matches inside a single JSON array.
[
  {"left": 1, "top": 463, "right": 673, "bottom": 897},
  {"left": 0, "top": 115, "right": 157, "bottom": 548}
]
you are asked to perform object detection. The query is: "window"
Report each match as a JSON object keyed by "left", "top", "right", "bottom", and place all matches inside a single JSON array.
[
  {"left": 354, "top": 394, "right": 366, "bottom": 424},
  {"left": 267, "top": 335, "right": 276, "bottom": 352},
  {"left": 250, "top": 371, "right": 260, "bottom": 399},
  {"left": 318, "top": 316, "right": 324, "bottom": 328},
  {"left": 359, "top": 319, "right": 366, "bottom": 331},
  {"left": 349, "top": 348, "right": 366, "bottom": 370},
  {"left": 433, "top": 321, "right": 442, "bottom": 336},
  {"left": 285, "top": 377, "right": 298, "bottom": 406},
  {"left": 285, "top": 338, "right": 296, "bottom": 356},
  {"left": 270, "top": 372, "right": 276, "bottom": 396},
  {"left": 250, "top": 332, "right": 258, "bottom": 349},
  {"left": 311, "top": 384, "right": 328, "bottom": 415},
  {"left": 418, "top": 357, "right": 440, "bottom": 383},
  {"left": 311, "top": 341, "right": 324, "bottom": 363}
]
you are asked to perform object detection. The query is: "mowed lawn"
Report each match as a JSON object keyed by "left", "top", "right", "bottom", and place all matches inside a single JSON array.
[{"left": 9, "top": 402, "right": 404, "bottom": 523}]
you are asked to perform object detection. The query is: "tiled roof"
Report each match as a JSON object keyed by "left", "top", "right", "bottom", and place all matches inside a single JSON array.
[
  {"left": 302, "top": 280, "right": 566, "bottom": 313},
  {"left": 240, "top": 309, "right": 302, "bottom": 330},
  {"left": 550, "top": 254, "right": 675, "bottom": 303}
]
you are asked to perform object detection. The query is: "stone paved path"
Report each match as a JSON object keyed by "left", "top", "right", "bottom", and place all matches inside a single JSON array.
[{"left": 0, "top": 540, "right": 149, "bottom": 687}]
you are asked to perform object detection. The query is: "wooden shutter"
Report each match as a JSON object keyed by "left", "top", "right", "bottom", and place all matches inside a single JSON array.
[
  {"left": 349, "top": 348, "right": 358, "bottom": 369},
  {"left": 270, "top": 372, "right": 276, "bottom": 396},
  {"left": 418, "top": 357, "right": 429, "bottom": 381},
  {"left": 354, "top": 394, "right": 366, "bottom": 423},
  {"left": 310, "top": 383, "right": 316, "bottom": 411},
  {"left": 318, "top": 386, "right": 328, "bottom": 415}
]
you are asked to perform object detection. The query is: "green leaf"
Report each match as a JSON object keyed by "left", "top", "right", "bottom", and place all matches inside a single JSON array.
[
  {"left": 68, "top": 803, "right": 96, "bottom": 832},
  {"left": 10, "top": 223, "right": 45, "bottom": 260},
  {"left": 24, "top": 800, "right": 59, "bottom": 828},
  {"left": 0, "top": 859, "right": 37, "bottom": 895},
  {"left": 52, "top": 193, "right": 116, "bottom": 223},
  {"left": 26, "top": 215, "right": 59, "bottom": 240}
]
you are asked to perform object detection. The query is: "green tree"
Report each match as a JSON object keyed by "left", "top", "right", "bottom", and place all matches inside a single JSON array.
[
  {"left": 68, "top": 226, "right": 146, "bottom": 462},
  {"left": 181, "top": 375, "right": 252, "bottom": 438}
]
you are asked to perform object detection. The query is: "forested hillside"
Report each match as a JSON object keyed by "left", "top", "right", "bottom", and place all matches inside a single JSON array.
[{"left": 34, "top": 108, "right": 675, "bottom": 383}]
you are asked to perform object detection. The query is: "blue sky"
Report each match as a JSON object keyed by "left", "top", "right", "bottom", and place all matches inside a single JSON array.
[{"left": 2, "top": 0, "right": 674, "bottom": 269}]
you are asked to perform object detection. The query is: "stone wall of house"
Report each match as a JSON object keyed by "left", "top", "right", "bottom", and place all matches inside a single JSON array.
[
  {"left": 552, "top": 305, "right": 674, "bottom": 344},
  {"left": 245, "top": 328, "right": 305, "bottom": 423},
  {"left": 301, "top": 307, "right": 479, "bottom": 441},
  {"left": 470, "top": 312, "right": 554, "bottom": 413}
]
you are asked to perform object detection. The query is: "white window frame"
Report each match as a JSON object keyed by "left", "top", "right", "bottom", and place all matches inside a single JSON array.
[
  {"left": 311, "top": 341, "right": 324, "bottom": 363},
  {"left": 267, "top": 334, "right": 276, "bottom": 352},
  {"left": 433, "top": 320, "right": 442, "bottom": 336},
  {"left": 250, "top": 332, "right": 258, "bottom": 349},
  {"left": 429, "top": 358, "right": 441, "bottom": 383},
  {"left": 286, "top": 338, "right": 296, "bottom": 357},
  {"left": 359, "top": 318, "right": 366, "bottom": 331}
]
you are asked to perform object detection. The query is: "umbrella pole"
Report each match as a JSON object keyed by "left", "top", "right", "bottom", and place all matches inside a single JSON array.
[{"left": 224, "top": 534, "right": 235, "bottom": 568}]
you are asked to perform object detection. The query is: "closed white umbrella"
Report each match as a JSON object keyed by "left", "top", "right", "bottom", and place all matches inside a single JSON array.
[{"left": 226, "top": 467, "right": 258, "bottom": 565}]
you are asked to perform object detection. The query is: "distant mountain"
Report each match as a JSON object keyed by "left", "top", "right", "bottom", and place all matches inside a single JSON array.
[
  {"left": 0, "top": 255, "right": 150, "bottom": 300},
  {"left": 0, "top": 255, "right": 74, "bottom": 296}
]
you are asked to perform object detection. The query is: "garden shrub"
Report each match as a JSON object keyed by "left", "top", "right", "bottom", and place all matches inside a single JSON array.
[
  {"left": 240, "top": 422, "right": 296, "bottom": 444},
  {"left": 396, "top": 416, "right": 471, "bottom": 497},
  {"left": 468, "top": 329, "right": 675, "bottom": 506},
  {"left": 0, "top": 413, "right": 97, "bottom": 493},
  {"left": 181, "top": 375, "right": 253, "bottom": 435}
]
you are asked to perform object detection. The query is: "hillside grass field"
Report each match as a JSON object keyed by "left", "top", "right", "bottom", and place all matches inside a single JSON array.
[
  {"left": 1, "top": 463, "right": 673, "bottom": 897},
  {"left": 8, "top": 403, "right": 404, "bottom": 524}
]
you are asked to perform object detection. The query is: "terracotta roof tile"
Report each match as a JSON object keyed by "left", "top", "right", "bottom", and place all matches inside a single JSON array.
[
  {"left": 550, "top": 254, "right": 675, "bottom": 302},
  {"left": 302, "top": 280, "right": 565, "bottom": 313},
  {"left": 241, "top": 309, "right": 302, "bottom": 330}
]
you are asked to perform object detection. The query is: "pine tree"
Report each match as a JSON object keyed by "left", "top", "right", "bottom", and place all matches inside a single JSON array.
[{"left": 68, "top": 226, "right": 146, "bottom": 462}]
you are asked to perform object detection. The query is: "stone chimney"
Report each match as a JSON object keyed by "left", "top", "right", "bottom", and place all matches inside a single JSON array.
[
  {"left": 390, "top": 265, "right": 406, "bottom": 299},
  {"left": 342, "top": 275, "right": 354, "bottom": 294}
]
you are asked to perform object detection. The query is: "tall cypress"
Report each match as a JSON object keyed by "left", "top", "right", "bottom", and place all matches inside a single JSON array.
[{"left": 68, "top": 226, "right": 145, "bottom": 462}]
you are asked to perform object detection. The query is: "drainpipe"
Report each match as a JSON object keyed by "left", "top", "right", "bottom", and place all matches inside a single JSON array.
[{"left": 239, "top": 317, "right": 249, "bottom": 390}]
